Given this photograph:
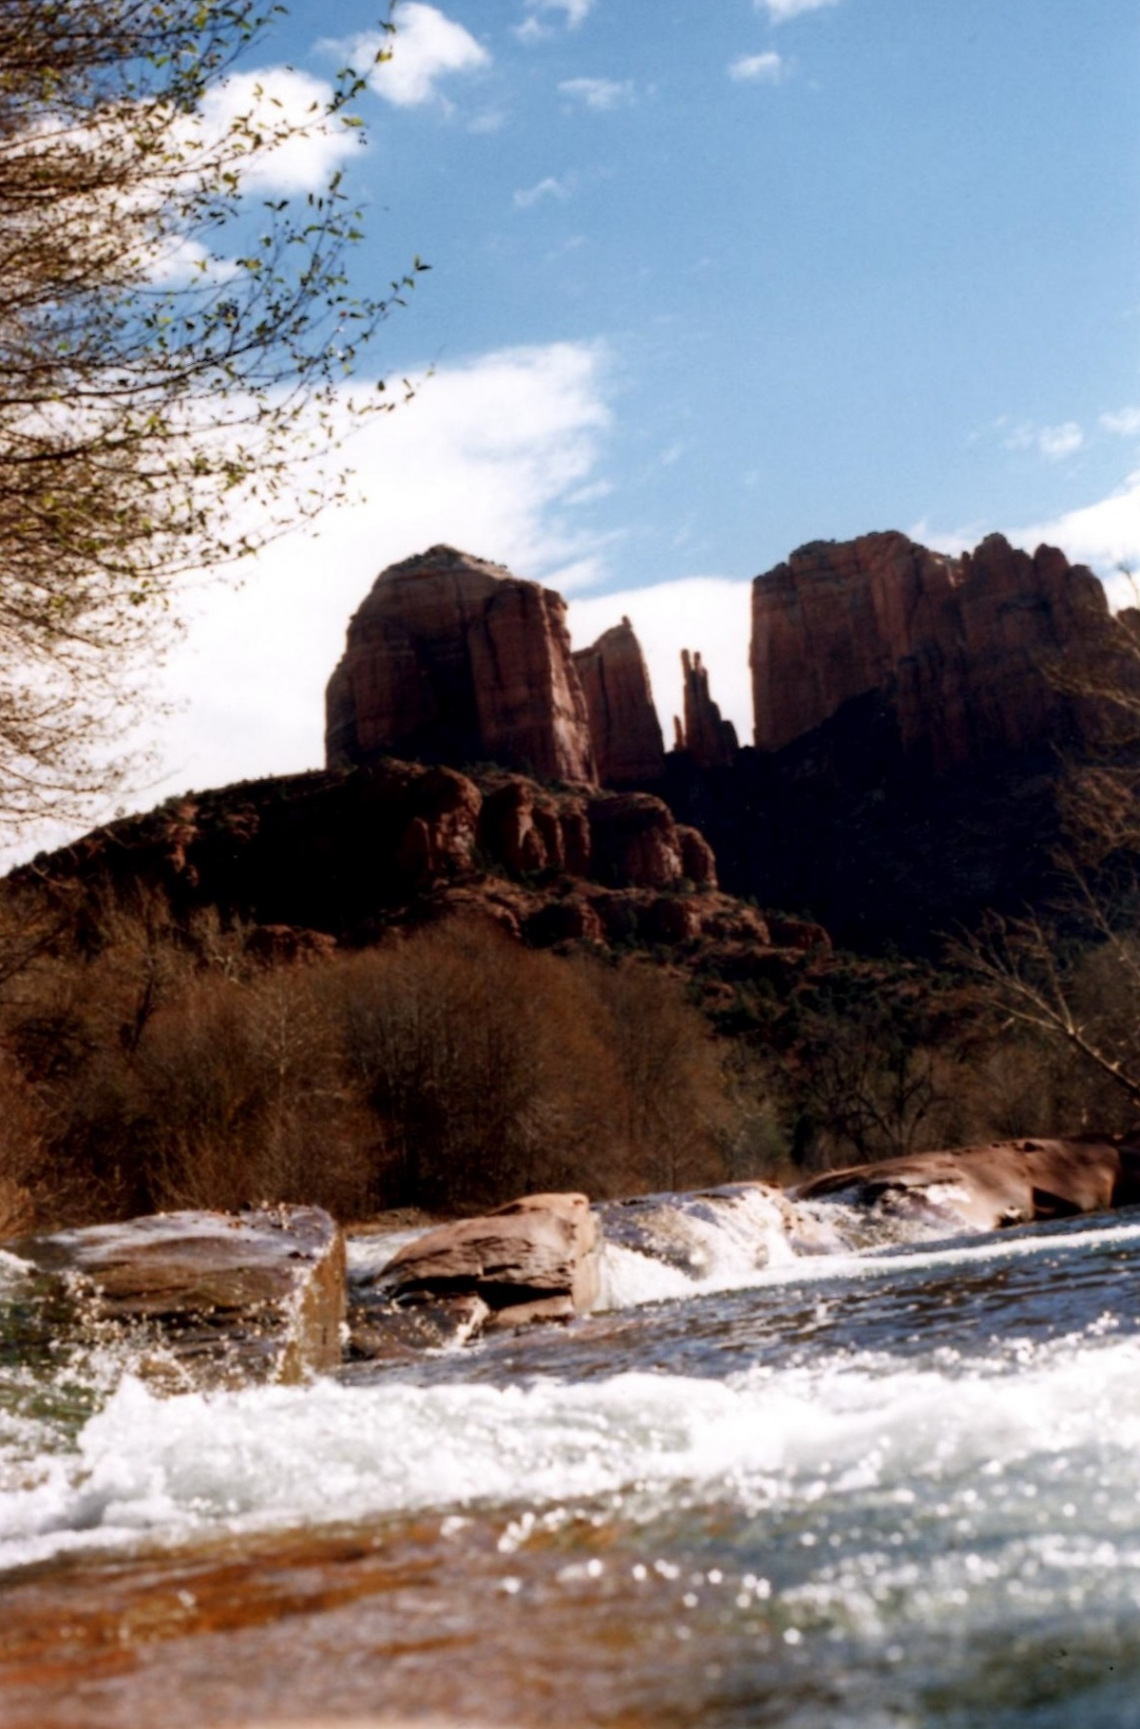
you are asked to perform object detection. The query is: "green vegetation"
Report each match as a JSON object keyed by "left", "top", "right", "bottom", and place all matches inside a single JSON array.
[{"left": 0, "top": 0, "right": 416, "bottom": 825}]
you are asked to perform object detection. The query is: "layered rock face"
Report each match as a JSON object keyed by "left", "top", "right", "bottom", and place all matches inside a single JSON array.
[
  {"left": 674, "top": 649, "right": 738, "bottom": 768},
  {"left": 326, "top": 546, "right": 596, "bottom": 784},
  {"left": 573, "top": 618, "right": 665, "bottom": 784},
  {"left": 751, "top": 532, "right": 1112, "bottom": 770}
]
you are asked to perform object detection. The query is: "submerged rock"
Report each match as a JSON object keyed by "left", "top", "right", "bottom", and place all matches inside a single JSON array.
[{"left": 10, "top": 1205, "right": 345, "bottom": 1386}]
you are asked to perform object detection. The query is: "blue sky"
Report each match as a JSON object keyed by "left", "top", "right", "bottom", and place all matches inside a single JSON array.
[{"left": 35, "top": 0, "right": 1140, "bottom": 848}]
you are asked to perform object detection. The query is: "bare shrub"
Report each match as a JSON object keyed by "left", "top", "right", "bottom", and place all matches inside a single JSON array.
[
  {"left": 324, "top": 922, "right": 624, "bottom": 1210},
  {"left": 131, "top": 968, "right": 375, "bottom": 1217},
  {"left": 580, "top": 960, "right": 732, "bottom": 1193}
]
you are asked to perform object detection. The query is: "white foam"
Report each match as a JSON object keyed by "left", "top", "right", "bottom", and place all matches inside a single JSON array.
[
  {"left": 345, "top": 1230, "right": 426, "bottom": 1282},
  {"left": 4, "top": 1326, "right": 1140, "bottom": 1574},
  {"left": 594, "top": 1185, "right": 800, "bottom": 1310}
]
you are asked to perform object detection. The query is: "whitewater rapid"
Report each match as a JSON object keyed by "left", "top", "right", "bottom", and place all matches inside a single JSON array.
[{"left": 4, "top": 1205, "right": 1140, "bottom": 1726}]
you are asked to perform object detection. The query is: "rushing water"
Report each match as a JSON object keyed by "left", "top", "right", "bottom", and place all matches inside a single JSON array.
[{"left": 2, "top": 1210, "right": 1140, "bottom": 1726}]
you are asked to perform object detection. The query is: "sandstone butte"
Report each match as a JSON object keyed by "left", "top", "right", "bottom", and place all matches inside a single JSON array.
[
  {"left": 572, "top": 616, "right": 666, "bottom": 784},
  {"left": 326, "top": 546, "right": 679, "bottom": 793},
  {"left": 326, "top": 545, "right": 597, "bottom": 784},
  {"left": 750, "top": 530, "right": 1118, "bottom": 770}
]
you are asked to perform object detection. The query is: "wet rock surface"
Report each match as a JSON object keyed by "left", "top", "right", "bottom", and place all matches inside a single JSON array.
[
  {"left": 793, "top": 1138, "right": 1140, "bottom": 1236},
  {"left": 10, "top": 1206, "right": 346, "bottom": 1385},
  {"left": 349, "top": 1193, "right": 601, "bottom": 1355}
]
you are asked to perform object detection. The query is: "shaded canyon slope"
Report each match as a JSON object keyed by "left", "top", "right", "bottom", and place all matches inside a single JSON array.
[
  {"left": 12, "top": 530, "right": 1135, "bottom": 963},
  {"left": 664, "top": 530, "right": 1136, "bottom": 951}
]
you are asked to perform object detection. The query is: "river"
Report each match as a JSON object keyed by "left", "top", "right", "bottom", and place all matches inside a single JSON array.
[{"left": 2, "top": 1207, "right": 1140, "bottom": 1726}]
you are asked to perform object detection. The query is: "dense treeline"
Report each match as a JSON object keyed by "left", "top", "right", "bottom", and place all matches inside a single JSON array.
[
  {"left": 0, "top": 904, "right": 753, "bottom": 1232},
  {"left": 0, "top": 888, "right": 1133, "bottom": 1238}
]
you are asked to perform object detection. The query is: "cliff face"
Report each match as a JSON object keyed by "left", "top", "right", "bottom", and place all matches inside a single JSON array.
[
  {"left": 751, "top": 532, "right": 1111, "bottom": 771},
  {"left": 572, "top": 618, "right": 665, "bottom": 785},
  {"left": 326, "top": 546, "right": 596, "bottom": 784}
]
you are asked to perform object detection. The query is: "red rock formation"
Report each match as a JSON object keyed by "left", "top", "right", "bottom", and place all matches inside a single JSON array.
[
  {"left": 587, "top": 792, "right": 686, "bottom": 890},
  {"left": 677, "top": 824, "right": 717, "bottom": 888},
  {"left": 326, "top": 545, "right": 596, "bottom": 784},
  {"left": 573, "top": 618, "right": 666, "bottom": 785},
  {"left": 750, "top": 532, "right": 1113, "bottom": 770},
  {"left": 478, "top": 776, "right": 591, "bottom": 877},
  {"left": 675, "top": 649, "right": 738, "bottom": 768}
]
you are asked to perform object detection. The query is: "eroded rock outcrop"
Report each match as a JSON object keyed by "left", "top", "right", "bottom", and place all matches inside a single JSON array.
[
  {"left": 751, "top": 532, "right": 1114, "bottom": 770},
  {"left": 326, "top": 546, "right": 596, "bottom": 784},
  {"left": 12, "top": 1206, "right": 345, "bottom": 1386},
  {"left": 573, "top": 618, "right": 666, "bottom": 785},
  {"left": 674, "top": 649, "right": 738, "bottom": 769}
]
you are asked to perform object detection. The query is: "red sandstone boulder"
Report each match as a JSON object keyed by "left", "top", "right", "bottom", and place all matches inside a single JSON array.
[
  {"left": 326, "top": 546, "right": 596, "bottom": 784},
  {"left": 794, "top": 1138, "right": 1139, "bottom": 1233},
  {"left": 478, "top": 778, "right": 554, "bottom": 875},
  {"left": 751, "top": 532, "right": 1115, "bottom": 770},
  {"left": 765, "top": 914, "right": 831, "bottom": 952},
  {"left": 385, "top": 763, "right": 484, "bottom": 884},
  {"left": 12, "top": 1207, "right": 346, "bottom": 1386},
  {"left": 372, "top": 1193, "right": 601, "bottom": 1335},
  {"left": 243, "top": 925, "right": 339, "bottom": 966},
  {"left": 573, "top": 617, "right": 666, "bottom": 785}
]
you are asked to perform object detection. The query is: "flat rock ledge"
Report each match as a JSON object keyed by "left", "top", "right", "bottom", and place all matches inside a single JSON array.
[
  {"left": 349, "top": 1192, "right": 600, "bottom": 1357},
  {"left": 10, "top": 1205, "right": 345, "bottom": 1387},
  {"left": 792, "top": 1138, "right": 1140, "bottom": 1237}
]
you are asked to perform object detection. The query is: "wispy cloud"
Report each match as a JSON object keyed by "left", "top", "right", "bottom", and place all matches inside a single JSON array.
[
  {"left": 126, "top": 343, "right": 615, "bottom": 810},
  {"left": 1003, "top": 420, "right": 1084, "bottom": 462},
  {"left": 514, "top": 175, "right": 572, "bottom": 209},
  {"left": 756, "top": 0, "right": 841, "bottom": 20},
  {"left": 330, "top": 5, "right": 488, "bottom": 108},
  {"left": 1101, "top": 407, "right": 1140, "bottom": 437},
  {"left": 1013, "top": 471, "right": 1140, "bottom": 584},
  {"left": 516, "top": 0, "right": 596, "bottom": 41},
  {"left": 728, "top": 52, "right": 786, "bottom": 84},
  {"left": 559, "top": 76, "right": 635, "bottom": 110}
]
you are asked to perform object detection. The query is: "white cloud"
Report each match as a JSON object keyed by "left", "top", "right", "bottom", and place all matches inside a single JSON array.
[
  {"left": 517, "top": 0, "right": 596, "bottom": 38},
  {"left": 1038, "top": 423, "right": 1084, "bottom": 461},
  {"left": 570, "top": 578, "right": 754, "bottom": 745},
  {"left": 559, "top": 77, "right": 635, "bottom": 111},
  {"left": 1101, "top": 407, "right": 1140, "bottom": 437},
  {"left": 332, "top": 6, "right": 488, "bottom": 108},
  {"left": 105, "top": 342, "right": 615, "bottom": 813},
  {"left": 757, "top": 0, "right": 841, "bottom": 19},
  {"left": 468, "top": 108, "right": 508, "bottom": 135},
  {"left": 514, "top": 175, "right": 572, "bottom": 209},
  {"left": 1012, "top": 471, "right": 1140, "bottom": 586},
  {"left": 1003, "top": 420, "right": 1084, "bottom": 463},
  {"left": 729, "top": 52, "right": 786, "bottom": 84},
  {"left": 196, "top": 66, "right": 362, "bottom": 194}
]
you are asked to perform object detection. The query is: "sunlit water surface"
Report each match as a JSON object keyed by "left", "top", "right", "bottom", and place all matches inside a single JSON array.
[{"left": 2, "top": 1212, "right": 1140, "bottom": 1726}]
